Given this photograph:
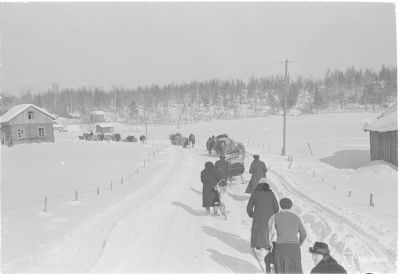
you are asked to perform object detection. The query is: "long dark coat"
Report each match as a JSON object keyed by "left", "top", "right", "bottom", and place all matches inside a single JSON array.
[
  {"left": 245, "top": 159, "right": 267, "bottom": 194},
  {"left": 311, "top": 256, "right": 347, "bottom": 274},
  {"left": 246, "top": 188, "right": 279, "bottom": 249},
  {"left": 201, "top": 163, "right": 218, "bottom": 207},
  {"left": 215, "top": 159, "right": 230, "bottom": 181}
]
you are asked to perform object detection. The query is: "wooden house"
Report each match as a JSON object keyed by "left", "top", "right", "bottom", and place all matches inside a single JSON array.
[
  {"left": 364, "top": 103, "right": 398, "bottom": 166},
  {"left": 0, "top": 104, "right": 56, "bottom": 145},
  {"left": 90, "top": 111, "right": 105, "bottom": 123},
  {"left": 96, "top": 123, "right": 114, "bottom": 134}
]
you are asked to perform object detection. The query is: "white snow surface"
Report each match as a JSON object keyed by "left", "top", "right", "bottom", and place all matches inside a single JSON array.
[{"left": 1, "top": 112, "right": 397, "bottom": 273}]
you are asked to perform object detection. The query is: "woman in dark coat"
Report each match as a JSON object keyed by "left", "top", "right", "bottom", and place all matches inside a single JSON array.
[
  {"left": 245, "top": 154, "right": 268, "bottom": 194},
  {"left": 247, "top": 178, "right": 279, "bottom": 250},
  {"left": 201, "top": 161, "right": 219, "bottom": 215}
]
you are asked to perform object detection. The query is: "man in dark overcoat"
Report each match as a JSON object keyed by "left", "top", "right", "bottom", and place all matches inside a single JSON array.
[
  {"left": 309, "top": 242, "right": 347, "bottom": 273},
  {"left": 245, "top": 154, "right": 267, "bottom": 194},
  {"left": 200, "top": 162, "right": 219, "bottom": 215}
]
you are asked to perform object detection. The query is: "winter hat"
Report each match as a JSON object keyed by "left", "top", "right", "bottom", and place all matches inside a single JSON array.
[
  {"left": 258, "top": 177, "right": 268, "bottom": 184},
  {"left": 309, "top": 242, "right": 330, "bottom": 255},
  {"left": 205, "top": 162, "right": 214, "bottom": 169},
  {"left": 253, "top": 154, "right": 260, "bottom": 159},
  {"left": 279, "top": 198, "right": 292, "bottom": 209}
]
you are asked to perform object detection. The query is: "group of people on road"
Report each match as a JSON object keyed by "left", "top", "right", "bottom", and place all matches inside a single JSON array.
[{"left": 201, "top": 152, "right": 347, "bottom": 274}]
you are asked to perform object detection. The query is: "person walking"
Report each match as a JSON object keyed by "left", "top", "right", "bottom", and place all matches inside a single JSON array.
[
  {"left": 247, "top": 178, "right": 279, "bottom": 259},
  {"left": 245, "top": 154, "right": 267, "bottom": 194},
  {"left": 309, "top": 242, "right": 347, "bottom": 273},
  {"left": 200, "top": 162, "right": 219, "bottom": 216},
  {"left": 268, "top": 198, "right": 307, "bottom": 274},
  {"left": 215, "top": 156, "right": 230, "bottom": 211}
]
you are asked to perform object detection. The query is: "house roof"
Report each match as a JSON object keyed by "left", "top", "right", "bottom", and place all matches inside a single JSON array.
[
  {"left": 0, "top": 104, "right": 56, "bottom": 123},
  {"left": 364, "top": 103, "right": 397, "bottom": 132},
  {"left": 96, "top": 123, "right": 114, "bottom": 128}
]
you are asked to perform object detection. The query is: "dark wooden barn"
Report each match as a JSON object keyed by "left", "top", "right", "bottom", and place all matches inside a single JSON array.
[{"left": 364, "top": 103, "right": 398, "bottom": 166}]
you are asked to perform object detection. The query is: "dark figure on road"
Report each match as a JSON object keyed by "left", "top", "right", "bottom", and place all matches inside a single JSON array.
[
  {"left": 140, "top": 135, "right": 146, "bottom": 144},
  {"left": 309, "top": 242, "right": 347, "bottom": 274},
  {"left": 215, "top": 155, "right": 230, "bottom": 184},
  {"left": 189, "top": 133, "right": 195, "bottom": 147},
  {"left": 215, "top": 155, "right": 230, "bottom": 211},
  {"left": 268, "top": 198, "right": 307, "bottom": 274},
  {"left": 200, "top": 162, "right": 219, "bottom": 216},
  {"left": 245, "top": 154, "right": 267, "bottom": 194},
  {"left": 206, "top": 137, "right": 215, "bottom": 155},
  {"left": 247, "top": 178, "right": 279, "bottom": 253}
]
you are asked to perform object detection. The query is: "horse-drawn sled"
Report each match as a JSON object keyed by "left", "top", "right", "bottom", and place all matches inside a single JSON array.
[
  {"left": 169, "top": 133, "right": 195, "bottom": 148},
  {"left": 207, "top": 134, "right": 246, "bottom": 183}
]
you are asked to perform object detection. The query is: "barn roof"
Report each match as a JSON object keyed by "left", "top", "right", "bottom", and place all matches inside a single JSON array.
[
  {"left": 364, "top": 103, "right": 397, "bottom": 132},
  {"left": 96, "top": 123, "right": 114, "bottom": 128},
  {"left": 0, "top": 104, "right": 56, "bottom": 123}
]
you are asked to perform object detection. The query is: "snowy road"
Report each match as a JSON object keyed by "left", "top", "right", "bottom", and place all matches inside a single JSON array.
[
  {"left": 90, "top": 145, "right": 264, "bottom": 273},
  {"left": 24, "top": 143, "right": 396, "bottom": 273}
]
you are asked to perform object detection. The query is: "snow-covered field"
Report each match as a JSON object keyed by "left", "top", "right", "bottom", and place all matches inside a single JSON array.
[{"left": 1, "top": 112, "right": 397, "bottom": 273}]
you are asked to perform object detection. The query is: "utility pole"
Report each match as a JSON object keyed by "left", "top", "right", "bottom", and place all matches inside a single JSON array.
[
  {"left": 278, "top": 59, "right": 294, "bottom": 156},
  {"left": 114, "top": 89, "right": 117, "bottom": 122}
]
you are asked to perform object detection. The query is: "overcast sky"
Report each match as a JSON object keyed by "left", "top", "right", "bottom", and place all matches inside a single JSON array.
[{"left": 0, "top": 2, "right": 397, "bottom": 94}]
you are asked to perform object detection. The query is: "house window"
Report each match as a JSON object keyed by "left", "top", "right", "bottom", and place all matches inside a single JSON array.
[
  {"left": 28, "top": 111, "right": 34, "bottom": 120},
  {"left": 38, "top": 128, "right": 45, "bottom": 137},
  {"left": 17, "top": 129, "right": 24, "bottom": 139}
]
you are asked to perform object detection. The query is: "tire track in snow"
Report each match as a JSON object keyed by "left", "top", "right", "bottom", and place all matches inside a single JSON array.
[
  {"left": 269, "top": 169, "right": 396, "bottom": 273},
  {"left": 244, "top": 151, "right": 396, "bottom": 273}
]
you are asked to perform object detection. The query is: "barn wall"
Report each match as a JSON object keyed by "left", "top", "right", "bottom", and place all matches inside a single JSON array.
[
  {"left": 370, "top": 130, "right": 398, "bottom": 166},
  {"left": 90, "top": 114, "right": 105, "bottom": 123}
]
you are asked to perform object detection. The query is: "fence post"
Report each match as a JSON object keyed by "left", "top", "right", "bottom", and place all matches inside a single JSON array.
[
  {"left": 121, "top": 177, "right": 124, "bottom": 184},
  {"left": 348, "top": 190, "right": 352, "bottom": 197},
  {"left": 333, "top": 185, "right": 336, "bottom": 190},
  {"left": 370, "top": 193, "right": 374, "bottom": 207},
  {"left": 44, "top": 197, "right": 47, "bottom": 212},
  {"left": 97, "top": 186, "right": 100, "bottom": 195},
  {"left": 111, "top": 181, "right": 113, "bottom": 191},
  {"left": 75, "top": 190, "right": 78, "bottom": 201}
]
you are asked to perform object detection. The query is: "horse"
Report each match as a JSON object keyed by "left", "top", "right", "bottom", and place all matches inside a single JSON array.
[
  {"left": 169, "top": 133, "right": 180, "bottom": 145},
  {"left": 139, "top": 135, "right": 146, "bottom": 144},
  {"left": 188, "top": 133, "right": 195, "bottom": 148}
]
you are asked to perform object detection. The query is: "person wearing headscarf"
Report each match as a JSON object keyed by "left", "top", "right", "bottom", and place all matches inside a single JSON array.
[
  {"left": 200, "top": 161, "right": 219, "bottom": 215},
  {"left": 247, "top": 177, "right": 279, "bottom": 256},
  {"left": 268, "top": 198, "right": 307, "bottom": 273},
  {"left": 245, "top": 154, "right": 267, "bottom": 194}
]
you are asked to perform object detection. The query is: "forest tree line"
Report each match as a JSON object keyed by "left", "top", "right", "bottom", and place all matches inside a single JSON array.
[{"left": 0, "top": 65, "right": 397, "bottom": 123}]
